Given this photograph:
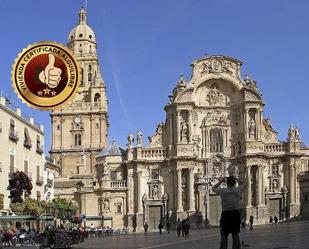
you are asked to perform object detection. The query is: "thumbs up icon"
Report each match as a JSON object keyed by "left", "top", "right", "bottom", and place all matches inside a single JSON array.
[{"left": 39, "top": 53, "right": 62, "bottom": 88}]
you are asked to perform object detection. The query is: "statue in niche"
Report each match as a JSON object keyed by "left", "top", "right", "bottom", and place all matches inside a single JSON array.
[
  {"left": 180, "top": 121, "right": 188, "bottom": 143},
  {"left": 152, "top": 185, "right": 159, "bottom": 199},
  {"left": 127, "top": 133, "right": 134, "bottom": 148},
  {"left": 272, "top": 179, "right": 279, "bottom": 191},
  {"left": 248, "top": 117, "right": 256, "bottom": 139},
  {"left": 137, "top": 129, "right": 143, "bottom": 146},
  {"left": 103, "top": 199, "right": 110, "bottom": 210}
]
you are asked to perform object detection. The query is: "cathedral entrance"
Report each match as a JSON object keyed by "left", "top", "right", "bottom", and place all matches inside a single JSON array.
[
  {"left": 208, "top": 194, "right": 222, "bottom": 225},
  {"left": 148, "top": 205, "right": 162, "bottom": 229},
  {"left": 268, "top": 198, "right": 281, "bottom": 219}
]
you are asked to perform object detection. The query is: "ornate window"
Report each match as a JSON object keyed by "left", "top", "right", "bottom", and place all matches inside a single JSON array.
[
  {"left": 88, "top": 73, "right": 92, "bottom": 82},
  {"left": 272, "top": 164, "right": 279, "bottom": 175},
  {"left": 80, "top": 68, "right": 84, "bottom": 86},
  {"left": 151, "top": 169, "right": 160, "bottom": 180},
  {"left": 210, "top": 128, "right": 223, "bottom": 153},
  {"left": 94, "top": 93, "right": 100, "bottom": 102}
]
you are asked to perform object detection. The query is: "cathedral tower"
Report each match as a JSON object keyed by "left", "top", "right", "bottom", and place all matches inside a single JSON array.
[{"left": 50, "top": 8, "right": 108, "bottom": 177}]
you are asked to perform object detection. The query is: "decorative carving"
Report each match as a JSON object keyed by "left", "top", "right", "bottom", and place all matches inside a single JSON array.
[
  {"left": 288, "top": 124, "right": 300, "bottom": 141},
  {"left": 203, "top": 110, "right": 229, "bottom": 126},
  {"left": 136, "top": 129, "right": 143, "bottom": 147},
  {"left": 148, "top": 123, "right": 164, "bottom": 147},
  {"left": 228, "top": 165, "right": 239, "bottom": 177},
  {"left": 127, "top": 133, "right": 134, "bottom": 148},
  {"left": 244, "top": 91, "right": 259, "bottom": 101},
  {"left": 199, "top": 58, "right": 234, "bottom": 76},
  {"left": 207, "top": 85, "right": 225, "bottom": 106}
]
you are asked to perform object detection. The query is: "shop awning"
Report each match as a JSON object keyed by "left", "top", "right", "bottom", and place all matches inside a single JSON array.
[
  {"left": 0, "top": 215, "right": 37, "bottom": 221},
  {"left": 84, "top": 215, "right": 112, "bottom": 221}
]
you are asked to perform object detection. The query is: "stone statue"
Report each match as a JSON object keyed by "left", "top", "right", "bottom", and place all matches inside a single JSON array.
[
  {"left": 127, "top": 133, "right": 134, "bottom": 148},
  {"left": 136, "top": 129, "right": 143, "bottom": 146},
  {"left": 180, "top": 121, "right": 188, "bottom": 143},
  {"left": 103, "top": 199, "right": 110, "bottom": 210},
  {"left": 263, "top": 118, "right": 274, "bottom": 132},
  {"left": 295, "top": 127, "right": 300, "bottom": 140},
  {"left": 248, "top": 117, "right": 256, "bottom": 139},
  {"left": 152, "top": 185, "right": 159, "bottom": 199}
]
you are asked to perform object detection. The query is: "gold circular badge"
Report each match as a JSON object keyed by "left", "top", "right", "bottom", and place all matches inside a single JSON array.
[{"left": 11, "top": 41, "right": 80, "bottom": 110}]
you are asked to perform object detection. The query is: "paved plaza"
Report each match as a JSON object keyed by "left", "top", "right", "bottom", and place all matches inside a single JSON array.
[
  {"left": 15, "top": 220, "right": 309, "bottom": 249},
  {"left": 72, "top": 220, "right": 308, "bottom": 249}
]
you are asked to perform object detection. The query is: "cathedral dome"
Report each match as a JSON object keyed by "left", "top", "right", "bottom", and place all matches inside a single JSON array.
[{"left": 68, "top": 8, "right": 96, "bottom": 44}]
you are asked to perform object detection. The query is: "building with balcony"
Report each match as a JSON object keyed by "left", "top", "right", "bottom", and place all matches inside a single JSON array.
[{"left": 0, "top": 96, "right": 46, "bottom": 214}]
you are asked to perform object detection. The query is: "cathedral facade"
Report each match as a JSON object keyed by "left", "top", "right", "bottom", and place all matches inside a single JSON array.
[{"left": 52, "top": 8, "right": 309, "bottom": 230}]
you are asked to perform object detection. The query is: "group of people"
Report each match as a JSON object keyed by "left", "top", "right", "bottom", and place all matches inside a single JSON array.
[
  {"left": 176, "top": 218, "right": 191, "bottom": 237},
  {"left": 269, "top": 215, "right": 279, "bottom": 225}
]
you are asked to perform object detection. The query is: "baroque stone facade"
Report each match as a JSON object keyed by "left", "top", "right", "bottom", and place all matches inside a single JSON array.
[{"left": 53, "top": 8, "right": 309, "bottom": 230}]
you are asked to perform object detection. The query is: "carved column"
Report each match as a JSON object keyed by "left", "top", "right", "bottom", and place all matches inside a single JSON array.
[
  {"left": 246, "top": 165, "right": 252, "bottom": 207},
  {"left": 128, "top": 169, "right": 134, "bottom": 214},
  {"left": 289, "top": 164, "right": 295, "bottom": 204},
  {"left": 137, "top": 170, "right": 143, "bottom": 213},
  {"left": 257, "top": 165, "right": 262, "bottom": 206},
  {"left": 177, "top": 111, "right": 181, "bottom": 143},
  {"left": 188, "top": 111, "right": 192, "bottom": 143},
  {"left": 177, "top": 169, "right": 183, "bottom": 212},
  {"left": 188, "top": 168, "right": 195, "bottom": 211}
]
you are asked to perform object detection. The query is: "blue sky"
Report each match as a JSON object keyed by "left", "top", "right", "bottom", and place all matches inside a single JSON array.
[{"left": 1, "top": 0, "right": 309, "bottom": 153}]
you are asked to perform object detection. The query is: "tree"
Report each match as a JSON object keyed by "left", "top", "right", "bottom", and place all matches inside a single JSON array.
[
  {"left": 46, "top": 197, "right": 78, "bottom": 222},
  {"left": 10, "top": 197, "right": 46, "bottom": 216}
]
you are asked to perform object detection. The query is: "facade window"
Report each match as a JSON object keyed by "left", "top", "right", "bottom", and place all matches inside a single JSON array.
[
  {"left": 24, "top": 160, "right": 28, "bottom": 175},
  {"left": 110, "top": 171, "right": 117, "bottom": 181},
  {"left": 88, "top": 73, "right": 92, "bottom": 82},
  {"left": 305, "top": 194, "right": 308, "bottom": 202},
  {"left": 37, "top": 165, "right": 40, "bottom": 180},
  {"left": 88, "top": 65, "right": 92, "bottom": 71},
  {"left": 37, "top": 191, "right": 41, "bottom": 201},
  {"left": 94, "top": 93, "right": 100, "bottom": 102},
  {"left": 10, "top": 154, "right": 14, "bottom": 173},
  {"left": 74, "top": 133, "right": 82, "bottom": 146},
  {"left": 272, "top": 165, "right": 279, "bottom": 175},
  {"left": 151, "top": 169, "right": 159, "bottom": 180},
  {"left": 210, "top": 128, "right": 223, "bottom": 153},
  {"left": 57, "top": 124, "right": 60, "bottom": 131},
  {"left": 24, "top": 128, "right": 31, "bottom": 148},
  {"left": 80, "top": 68, "right": 84, "bottom": 86}
]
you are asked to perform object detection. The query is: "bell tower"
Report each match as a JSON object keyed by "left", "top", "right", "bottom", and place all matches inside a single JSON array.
[{"left": 50, "top": 7, "right": 108, "bottom": 177}]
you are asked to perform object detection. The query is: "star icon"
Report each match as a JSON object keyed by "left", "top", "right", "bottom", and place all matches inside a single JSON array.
[
  {"left": 37, "top": 91, "right": 43, "bottom": 96},
  {"left": 51, "top": 91, "right": 57, "bottom": 96},
  {"left": 43, "top": 87, "right": 51, "bottom": 95}
]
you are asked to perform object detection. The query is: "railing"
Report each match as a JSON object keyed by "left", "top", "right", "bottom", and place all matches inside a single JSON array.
[
  {"left": 24, "top": 140, "right": 32, "bottom": 149},
  {"left": 9, "top": 129, "right": 19, "bottom": 142},
  {"left": 141, "top": 148, "right": 166, "bottom": 159},
  {"left": 264, "top": 143, "right": 286, "bottom": 153},
  {"left": 110, "top": 180, "right": 127, "bottom": 188}
]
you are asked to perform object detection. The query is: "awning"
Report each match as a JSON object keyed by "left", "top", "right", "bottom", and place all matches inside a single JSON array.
[
  {"left": 0, "top": 215, "right": 37, "bottom": 221},
  {"left": 84, "top": 215, "right": 112, "bottom": 221}
]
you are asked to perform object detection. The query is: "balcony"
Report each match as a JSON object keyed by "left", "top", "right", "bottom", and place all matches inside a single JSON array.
[
  {"left": 36, "top": 176, "right": 44, "bottom": 185},
  {"left": 46, "top": 178, "right": 53, "bottom": 188},
  {"left": 23, "top": 140, "right": 32, "bottom": 149},
  {"left": 36, "top": 144, "right": 44, "bottom": 154},
  {"left": 9, "top": 130, "right": 19, "bottom": 142},
  {"left": 110, "top": 180, "right": 127, "bottom": 189}
]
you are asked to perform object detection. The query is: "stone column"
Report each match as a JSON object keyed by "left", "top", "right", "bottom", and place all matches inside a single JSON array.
[
  {"left": 246, "top": 165, "right": 252, "bottom": 207},
  {"left": 257, "top": 165, "right": 262, "bottom": 206},
  {"left": 261, "top": 165, "right": 265, "bottom": 205},
  {"left": 188, "top": 111, "right": 192, "bottom": 143},
  {"left": 188, "top": 168, "right": 195, "bottom": 211},
  {"left": 128, "top": 169, "right": 134, "bottom": 214},
  {"left": 290, "top": 165, "right": 295, "bottom": 204},
  {"left": 244, "top": 109, "right": 248, "bottom": 140},
  {"left": 177, "top": 111, "right": 181, "bottom": 143},
  {"left": 137, "top": 170, "right": 143, "bottom": 213},
  {"left": 177, "top": 169, "right": 183, "bottom": 212}
]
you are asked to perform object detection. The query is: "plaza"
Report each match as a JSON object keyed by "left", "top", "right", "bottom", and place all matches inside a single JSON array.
[{"left": 71, "top": 220, "right": 309, "bottom": 249}]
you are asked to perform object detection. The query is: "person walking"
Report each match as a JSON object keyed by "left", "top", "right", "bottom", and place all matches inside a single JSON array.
[
  {"left": 166, "top": 221, "right": 171, "bottom": 234},
  {"left": 249, "top": 216, "right": 254, "bottom": 230},
  {"left": 212, "top": 176, "right": 244, "bottom": 249},
  {"left": 184, "top": 219, "right": 190, "bottom": 237},
  {"left": 269, "top": 216, "right": 273, "bottom": 226},
  {"left": 176, "top": 218, "right": 182, "bottom": 237},
  {"left": 158, "top": 222, "right": 163, "bottom": 235},
  {"left": 181, "top": 219, "right": 186, "bottom": 237},
  {"left": 143, "top": 222, "right": 149, "bottom": 234},
  {"left": 241, "top": 218, "right": 246, "bottom": 229},
  {"left": 274, "top": 215, "right": 278, "bottom": 225}
]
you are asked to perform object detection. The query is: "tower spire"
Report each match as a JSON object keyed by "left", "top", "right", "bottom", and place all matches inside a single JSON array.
[{"left": 79, "top": 6, "right": 87, "bottom": 24}]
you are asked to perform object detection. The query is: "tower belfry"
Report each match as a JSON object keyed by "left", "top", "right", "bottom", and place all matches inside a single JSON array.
[{"left": 50, "top": 7, "right": 109, "bottom": 177}]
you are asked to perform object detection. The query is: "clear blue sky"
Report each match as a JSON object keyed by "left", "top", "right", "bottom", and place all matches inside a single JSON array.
[{"left": 1, "top": 0, "right": 309, "bottom": 153}]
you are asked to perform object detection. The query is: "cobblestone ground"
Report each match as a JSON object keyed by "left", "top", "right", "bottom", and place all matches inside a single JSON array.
[{"left": 16, "top": 220, "right": 309, "bottom": 249}]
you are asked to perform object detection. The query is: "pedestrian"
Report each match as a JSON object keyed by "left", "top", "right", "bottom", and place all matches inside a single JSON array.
[
  {"left": 181, "top": 219, "right": 186, "bottom": 237},
  {"left": 143, "top": 222, "right": 149, "bottom": 234},
  {"left": 274, "top": 215, "right": 278, "bottom": 225},
  {"left": 241, "top": 218, "right": 246, "bottom": 229},
  {"left": 185, "top": 219, "right": 190, "bottom": 237},
  {"left": 212, "top": 176, "right": 244, "bottom": 249},
  {"left": 158, "top": 222, "right": 163, "bottom": 234},
  {"left": 166, "top": 221, "right": 171, "bottom": 234},
  {"left": 249, "top": 216, "right": 254, "bottom": 230},
  {"left": 269, "top": 216, "right": 273, "bottom": 226},
  {"left": 176, "top": 218, "right": 182, "bottom": 237}
]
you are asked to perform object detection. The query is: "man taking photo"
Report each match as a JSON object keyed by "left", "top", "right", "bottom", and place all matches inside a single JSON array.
[{"left": 212, "top": 176, "right": 244, "bottom": 249}]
